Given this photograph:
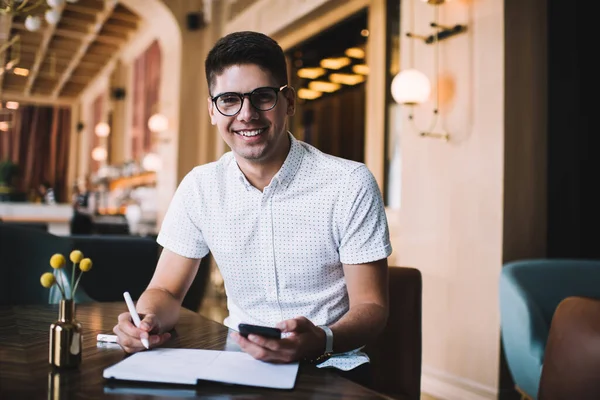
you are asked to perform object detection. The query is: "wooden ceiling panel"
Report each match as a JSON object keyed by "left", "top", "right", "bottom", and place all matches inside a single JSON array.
[
  {"left": 78, "top": 52, "right": 110, "bottom": 65},
  {"left": 87, "top": 42, "right": 119, "bottom": 55},
  {"left": 61, "top": 81, "right": 87, "bottom": 94},
  {"left": 56, "top": 19, "right": 91, "bottom": 34},
  {"left": 61, "top": 10, "right": 97, "bottom": 24},
  {"left": 1, "top": 1, "right": 143, "bottom": 102},
  {"left": 3, "top": 74, "right": 27, "bottom": 87},
  {"left": 102, "top": 18, "right": 137, "bottom": 31},
  {"left": 49, "top": 37, "right": 82, "bottom": 51}
]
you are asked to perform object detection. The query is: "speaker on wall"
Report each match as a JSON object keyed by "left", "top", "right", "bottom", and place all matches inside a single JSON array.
[
  {"left": 111, "top": 87, "right": 126, "bottom": 100},
  {"left": 186, "top": 12, "right": 205, "bottom": 31}
]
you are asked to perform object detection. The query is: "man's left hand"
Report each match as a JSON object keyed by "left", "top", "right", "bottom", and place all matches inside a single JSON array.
[{"left": 230, "top": 317, "right": 326, "bottom": 363}]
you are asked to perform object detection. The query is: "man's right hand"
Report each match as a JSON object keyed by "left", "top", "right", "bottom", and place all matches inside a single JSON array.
[{"left": 113, "top": 312, "right": 171, "bottom": 353}]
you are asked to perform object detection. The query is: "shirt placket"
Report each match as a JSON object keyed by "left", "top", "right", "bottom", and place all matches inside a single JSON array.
[{"left": 261, "top": 184, "right": 283, "bottom": 323}]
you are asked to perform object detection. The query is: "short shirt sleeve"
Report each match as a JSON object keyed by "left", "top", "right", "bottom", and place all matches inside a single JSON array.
[
  {"left": 156, "top": 172, "right": 209, "bottom": 259},
  {"left": 338, "top": 165, "right": 392, "bottom": 264}
]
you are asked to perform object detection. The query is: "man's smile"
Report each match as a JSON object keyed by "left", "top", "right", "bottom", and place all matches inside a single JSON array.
[{"left": 233, "top": 127, "right": 267, "bottom": 137}]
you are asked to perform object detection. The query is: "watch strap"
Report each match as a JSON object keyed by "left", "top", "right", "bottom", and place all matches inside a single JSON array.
[{"left": 318, "top": 325, "right": 333, "bottom": 353}]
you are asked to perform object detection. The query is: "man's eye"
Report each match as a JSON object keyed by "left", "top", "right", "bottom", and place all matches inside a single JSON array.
[
  {"left": 253, "top": 93, "right": 275, "bottom": 103},
  {"left": 219, "top": 96, "right": 239, "bottom": 104}
]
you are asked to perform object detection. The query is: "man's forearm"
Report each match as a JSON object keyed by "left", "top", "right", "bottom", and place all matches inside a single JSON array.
[
  {"left": 328, "top": 303, "right": 388, "bottom": 353},
  {"left": 136, "top": 288, "right": 181, "bottom": 332}
]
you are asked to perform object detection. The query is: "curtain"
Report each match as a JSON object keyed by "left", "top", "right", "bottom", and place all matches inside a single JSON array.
[
  {"left": 132, "top": 40, "right": 161, "bottom": 162},
  {"left": 0, "top": 105, "right": 71, "bottom": 202}
]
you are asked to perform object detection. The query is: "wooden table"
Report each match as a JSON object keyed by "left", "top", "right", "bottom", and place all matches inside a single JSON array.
[{"left": 0, "top": 302, "right": 392, "bottom": 399}]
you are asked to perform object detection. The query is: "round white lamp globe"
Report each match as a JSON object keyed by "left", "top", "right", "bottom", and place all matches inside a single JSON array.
[
  {"left": 391, "top": 69, "right": 431, "bottom": 105},
  {"left": 45, "top": 9, "right": 61, "bottom": 25},
  {"left": 24, "top": 15, "right": 42, "bottom": 32},
  {"left": 91, "top": 147, "right": 107, "bottom": 162},
  {"left": 47, "top": 0, "right": 66, "bottom": 8},
  {"left": 142, "top": 153, "right": 162, "bottom": 172},
  {"left": 94, "top": 122, "right": 110, "bottom": 137},
  {"left": 147, "top": 113, "right": 169, "bottom": 133}
]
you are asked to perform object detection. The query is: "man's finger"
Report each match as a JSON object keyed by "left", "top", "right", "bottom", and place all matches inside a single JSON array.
[
  {"left": 117, "top": 312, "right": 141, "bottom": 337},
  {"left": 277, "top": 316, "right": 310, "bottom": 333},
  {"left": 139, "top": 314, "right": 159, "bottom": 332},
  {"left": 246, "top": 334, "right": 286, "bottom": 351},
  {"left": 113, "top": 325, "right": 145, "bottom": 353}
]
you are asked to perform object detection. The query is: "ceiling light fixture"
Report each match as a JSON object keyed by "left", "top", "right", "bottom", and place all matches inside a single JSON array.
[
  {"left": 5, "top": 101, "right": 19, "bottom": 110},
  {"left": 352, "top": 64, "right": 369, "bottom": 75},
  {"left": 344, "top": 47, "right": 365, "bottom": 59},
  {"left": 319, "top": 57, "right": 351, "bottom": 70},
  {"left": 297, "top": 88, "right": 322, "bottom": 100},
  {"left": 329, "top": 73, "right": 365, "bottom": 86},
  {"left": 0, "top": 0, "right": 72, "bottom": 32},
  {"left": 12, "top": 67, "right": 29, "bottom": 76},
  {"left": 297, "top": 67, "right": 326, "bottom": 79},
  {"left": 308, "top": 81, "right": 341, "bottom": 93}
]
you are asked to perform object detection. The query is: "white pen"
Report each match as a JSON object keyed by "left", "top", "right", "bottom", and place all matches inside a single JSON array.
[{"left": 123, "top": 291, "right": 150, "bottom": 349}]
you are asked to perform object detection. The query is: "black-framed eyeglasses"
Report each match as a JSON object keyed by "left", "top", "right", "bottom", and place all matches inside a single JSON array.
[{"left": 211, "top": 85, "right": 288, "bottom": 117}]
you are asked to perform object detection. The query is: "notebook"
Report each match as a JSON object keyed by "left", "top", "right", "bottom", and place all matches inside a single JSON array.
[{"left": 103, "top": 348, "right": 299, "bottom": 389}]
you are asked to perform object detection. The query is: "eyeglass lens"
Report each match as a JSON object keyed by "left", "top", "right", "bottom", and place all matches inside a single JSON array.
[{"left": 215, "top": 87, "right": 278, "bottom": 116}]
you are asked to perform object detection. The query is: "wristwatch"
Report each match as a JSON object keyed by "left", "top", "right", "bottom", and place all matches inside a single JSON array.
[{"left": 311, "top": 325, "right": 334, "bottom": 364}]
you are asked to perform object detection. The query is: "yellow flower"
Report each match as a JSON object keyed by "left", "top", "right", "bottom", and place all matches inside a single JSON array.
[
  {"left": 49, "top": 254, "right": 66, "bottom": 269},
  {"left": 79, "top": 258, "right": 93, "bottom": 272},
  {"left": 40, "top": 272, "right": 56, "bottom": 288},
  {"left": 70, "top": 250, "right": 84, "bottom": 264}
]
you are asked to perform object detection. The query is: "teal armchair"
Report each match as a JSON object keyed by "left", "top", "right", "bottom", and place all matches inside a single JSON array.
[
  {"left": 0, "top": 223, "right": 93, "bottom": 305},
  {"left": 1, "top": 222, "right": 210, "bottom": 311},
  {"left": 499, "top": 259, "right": 600, "bottom": 399}
]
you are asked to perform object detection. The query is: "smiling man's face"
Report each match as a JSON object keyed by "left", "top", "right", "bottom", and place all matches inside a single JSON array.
[{"left": 208, "top": 64, "right": 295, "bottom": 168}]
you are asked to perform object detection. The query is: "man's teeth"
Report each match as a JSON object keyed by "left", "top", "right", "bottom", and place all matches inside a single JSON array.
[{"left": 237, "top": 129, "right": 263, "bottom": 137}]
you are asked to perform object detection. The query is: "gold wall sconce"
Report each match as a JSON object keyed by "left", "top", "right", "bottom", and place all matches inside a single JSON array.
[{"left": 391, "top": 0, "right": 467, "bottom": 142}]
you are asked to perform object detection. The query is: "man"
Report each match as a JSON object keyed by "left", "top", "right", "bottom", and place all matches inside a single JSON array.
[{"left": 113, "top": 31, "right": 391, "bottom": 385}]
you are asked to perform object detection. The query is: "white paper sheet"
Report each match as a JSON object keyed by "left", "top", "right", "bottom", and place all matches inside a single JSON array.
[{"left": 103, "top": 348, "right": 299, "bottom": 389}]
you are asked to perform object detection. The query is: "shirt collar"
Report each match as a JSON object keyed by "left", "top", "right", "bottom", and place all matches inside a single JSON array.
[
  {"left": 273, "top": 132, "right": 304, "bottom": 189},
  {"left": 230, "top": 132, "right": 304, "bottom": 191}
]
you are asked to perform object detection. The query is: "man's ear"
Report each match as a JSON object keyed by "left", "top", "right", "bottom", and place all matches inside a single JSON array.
[
  {"left": 207, "top": 97, "right": 216, "bottom": 125},
  {"left": 285, "top": 86, "right": 296, "bottom": 117}
]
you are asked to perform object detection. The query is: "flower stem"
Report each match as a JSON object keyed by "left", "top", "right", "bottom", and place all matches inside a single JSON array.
[
  {"left": 54, "top": 272, "right": 67, "bottom": 300},
  {"left": 72, "top": 273, "right": 83, "bottom": 299},
  {"left": 71, "top": 262, "right": 76, "bottom": 300}
]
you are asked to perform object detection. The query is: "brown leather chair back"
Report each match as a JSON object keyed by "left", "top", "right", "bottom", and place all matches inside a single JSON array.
[
  {"left": 538, "top": 296, "right": 600, "bottom": 400},
  {"left": 365, "top": 266, "right": 422, "bottom": 400}
]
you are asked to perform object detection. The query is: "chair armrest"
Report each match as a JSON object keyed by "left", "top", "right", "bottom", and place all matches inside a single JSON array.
[
  {"left": 500, "top": 271, "right": 549, "bottom": 361},
  {"left": 365, "top": 266, "right": 422, "bottom": 400},
  {"left": 539, "top": 297, "right": 600, "bottom": 399}
]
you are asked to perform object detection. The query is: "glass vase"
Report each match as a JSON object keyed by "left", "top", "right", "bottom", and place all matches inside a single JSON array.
[{"left": 49, "top": 299, "right": 82, "bottom": 368}]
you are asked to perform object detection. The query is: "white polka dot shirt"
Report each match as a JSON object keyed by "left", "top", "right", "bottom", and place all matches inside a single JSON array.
[{"left": 157, "top": 133, "right": 392, "bottom": 370}]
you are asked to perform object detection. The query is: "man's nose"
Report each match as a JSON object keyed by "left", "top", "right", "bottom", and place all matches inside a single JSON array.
[{"left": 237, "top": 96, "right": 258, "bottom": 121}]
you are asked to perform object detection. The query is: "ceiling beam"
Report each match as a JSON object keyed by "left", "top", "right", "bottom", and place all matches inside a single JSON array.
[
  {"left": 52, "top": 0, "right": 117, "bottom": 98},
  {"left": 24, "top": 3, "right": 66, "bottom": 96},
  {"left": 0, "top": 14, "right": 14, "bottom": 94},
  {"left": 0, "top": 90, "right": 75, "bottom": 106}
]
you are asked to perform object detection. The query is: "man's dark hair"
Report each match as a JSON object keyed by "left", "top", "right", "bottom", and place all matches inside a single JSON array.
[{"left": 205, "top": 31, "right": 288, "bottom": 94}]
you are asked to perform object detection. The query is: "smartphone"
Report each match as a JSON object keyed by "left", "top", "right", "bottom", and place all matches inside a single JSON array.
[{"left": 238, "top": 323, "right": 282, "bottom": 339}]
